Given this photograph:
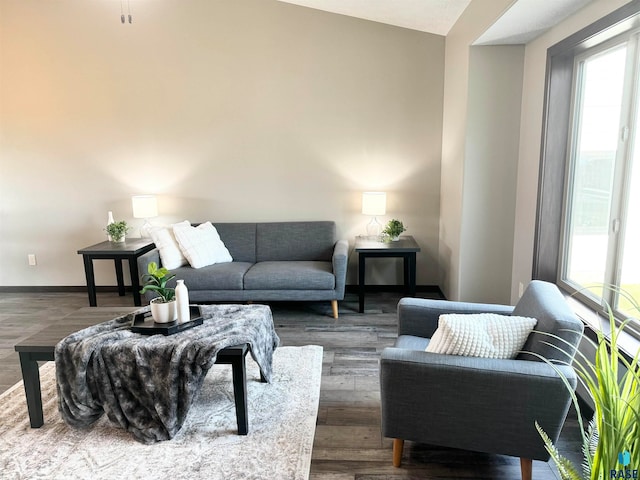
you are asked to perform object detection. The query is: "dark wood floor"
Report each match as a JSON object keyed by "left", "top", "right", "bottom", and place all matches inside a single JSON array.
[{"left": 0, "top": 290, "right": 585, "bottom": 479}]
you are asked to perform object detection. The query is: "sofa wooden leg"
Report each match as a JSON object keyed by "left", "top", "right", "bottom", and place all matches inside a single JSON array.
[
  {"left": 520, "top": 458, "right": 532, "bottom": 480},
  {"left": 392, "top": 438, "right": 404, "bottom": 467},
  {"left": 331, "top": 300, "right": 338, "bottom": 319}
]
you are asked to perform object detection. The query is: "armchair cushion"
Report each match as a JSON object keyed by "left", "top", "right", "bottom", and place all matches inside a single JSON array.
[
  {"left": 396, "top": 335, "right": 430, "bottom": 351},
  {"left": 425, "top": 313, "right": 537, "bottom": 359}
]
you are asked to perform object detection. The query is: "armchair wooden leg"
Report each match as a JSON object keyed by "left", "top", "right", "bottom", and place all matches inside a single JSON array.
[
  {"left": 392, "top": 438, "right": 404, "bottom": 467},
  {"left": 331, "top": 300, "right": 338, "bottom": 319},
  {"left": 520, "top": 458, "right": 532, "bottom": 480}
]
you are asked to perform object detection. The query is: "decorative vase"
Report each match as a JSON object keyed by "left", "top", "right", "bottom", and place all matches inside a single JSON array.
[
  {"left": 391, "top": 236, "right": 400, "bottom": 241},
  {"left": 150, "top": 297, "right": 177, "bottom": 323},
  {"left": 175, "top": 280, "right": 190, "bottom": 323},
  {"left": 111, "top": 235, "right": 125, "bottom": 244},
  {"left": 106, "top": 211, "right": 115, "bottom": 241}
]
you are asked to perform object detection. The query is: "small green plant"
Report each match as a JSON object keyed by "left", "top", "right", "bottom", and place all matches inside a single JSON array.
[
  {"left": 140, "top": 261, "right": 176, "bottom": 303},
  {"left": 536, "top": 288, "right": 640, "bottom": 480},
  {"left": 382, "top": 219, "right": 406, "bottom": 239},
  {"left": 105, "top": 220, "right": 129, "bottom": 242}
]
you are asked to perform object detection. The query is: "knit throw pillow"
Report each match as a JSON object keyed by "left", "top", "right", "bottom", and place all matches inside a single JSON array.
[{"left": 425, "top": 313, "right": 537, "bottom": 359}]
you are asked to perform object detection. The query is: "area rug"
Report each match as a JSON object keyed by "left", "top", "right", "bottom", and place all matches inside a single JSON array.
[{"left": 0, "top": 345, "right": 323, "bottom": 480}]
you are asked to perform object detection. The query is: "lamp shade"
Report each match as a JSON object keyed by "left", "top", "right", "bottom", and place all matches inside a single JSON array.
[
  {"left": 362, "top": 192, "right": 386, "bottom": 216},
  {"left": 132, "top": 195, "right": 158, "bottom": 219}
]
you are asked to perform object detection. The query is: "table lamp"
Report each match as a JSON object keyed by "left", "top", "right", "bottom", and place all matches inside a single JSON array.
[
  {"left": 362, "top": 192, "right": 386, "bottom": 237},
  {"left": 132, "top": 195, "right": 158, "bottom": 238}
]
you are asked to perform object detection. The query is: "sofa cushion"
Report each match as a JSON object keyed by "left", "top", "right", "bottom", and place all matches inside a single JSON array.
[
  {"left": 244, "top": 261, "right": 335, "bottom": 290},
  {"left": 256, "top": 222, "right": 335, "bottom": 262},
  {"left": 174, "top": 222, "right": 233, "bottom": 268},
  {"left": 170, "top": 262, "right": 253, "bottom": 290},
  {"left": 425, "top": 313, "right": 537, "bottom": 359}
]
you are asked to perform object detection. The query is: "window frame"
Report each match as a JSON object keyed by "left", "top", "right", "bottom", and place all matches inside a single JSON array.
[
  {"left": 534, "top": 1, "right": 640, "bottom": 342},
  {"left": 558, "top": 34, "right": 637, "bottom": 312}
]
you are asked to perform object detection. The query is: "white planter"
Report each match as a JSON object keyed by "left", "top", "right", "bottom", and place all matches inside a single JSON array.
[{"left": 150, "top": 298, "right": 177, "bottom": 323}]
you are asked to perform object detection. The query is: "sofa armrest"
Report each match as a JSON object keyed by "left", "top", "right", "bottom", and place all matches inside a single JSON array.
[
  {"left": 137, "top": 248, "right": 161, "bottom": 300},
  {"left": 379, "top": 347, "right": 576, "bottom": 459},
  {"left": 397, "top": 297, "right": 515, "bottom": 338},
  {"left": 332, "top": 239, "right": 349, "bottom": 299}
]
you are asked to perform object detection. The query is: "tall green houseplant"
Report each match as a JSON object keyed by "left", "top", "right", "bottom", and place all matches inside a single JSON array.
[{"left": 537, "top": 292, "right": 640, "bottom": 480}]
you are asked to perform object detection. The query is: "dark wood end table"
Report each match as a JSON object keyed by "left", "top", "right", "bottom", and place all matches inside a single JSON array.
[
  {"left": 77, "top": 239, "right": 155, "bottom": 307},
  {"left": 355, "top": 235, "right": 421, "bottom": 313}
]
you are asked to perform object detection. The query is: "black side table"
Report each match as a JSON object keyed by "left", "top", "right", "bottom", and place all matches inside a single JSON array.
[
  {"left": 77, "top": 239, "right": 155, "bottom": 307},
  {"left": 355, "top": 235, "right": 421, "bottom": 313}
]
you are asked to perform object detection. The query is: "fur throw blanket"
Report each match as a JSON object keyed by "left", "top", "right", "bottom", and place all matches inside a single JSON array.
[{"left": 55, "top": 304, "right": 280, "bottom": 444}]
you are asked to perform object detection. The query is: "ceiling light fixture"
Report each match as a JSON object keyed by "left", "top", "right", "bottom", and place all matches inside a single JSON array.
[{"left": 121, "top": 0, "right": 132, "bottom": 24}]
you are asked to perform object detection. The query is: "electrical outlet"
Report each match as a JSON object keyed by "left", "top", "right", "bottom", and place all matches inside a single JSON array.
[
  {"left": 518, "top": 282, "right": 524, "bottom": 298},
  {"left": 28, "top": 254, "right": 37, "bottom": 266}
]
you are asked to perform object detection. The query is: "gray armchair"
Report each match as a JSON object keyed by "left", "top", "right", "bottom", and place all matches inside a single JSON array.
[{"left": 380, "top": 280, "right": 584, "bottom": 480}]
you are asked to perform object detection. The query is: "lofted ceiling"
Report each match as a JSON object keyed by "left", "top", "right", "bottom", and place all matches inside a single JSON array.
[
  {"left": 276, "top": 0, "right": 471, "bottom": 36},
  {"left": 276, "top": 0, "right": 596, "bottom": 44}
]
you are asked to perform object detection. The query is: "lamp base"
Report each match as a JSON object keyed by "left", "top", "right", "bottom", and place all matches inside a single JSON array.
[
  {"left": 140, "top": 219, "right": 154, "bottom": 238},
  {"left": 366, "top": 217, "right": 382, "bottom": 237}
]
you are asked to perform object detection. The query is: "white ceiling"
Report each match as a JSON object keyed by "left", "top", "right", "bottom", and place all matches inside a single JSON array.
[
  {"left": 276, "top": 0, "right": 471, "bottom": 36},
  {"left": 475, "top": 0, "right": 595, "bottom": 45},
  {"left": 276, "top": 0, "right": 596, "bottom": 43}
]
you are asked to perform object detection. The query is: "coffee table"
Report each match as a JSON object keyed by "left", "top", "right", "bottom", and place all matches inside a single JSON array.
[{"left": 14, "top": 314, "right": 261, "bottom": 435}]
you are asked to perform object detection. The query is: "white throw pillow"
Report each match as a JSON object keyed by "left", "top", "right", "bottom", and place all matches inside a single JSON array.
[
  {"left": 173, "top": 221, "right": 233, "bottom": 269},
  {"left": 425, "top": 313, "right": 537, "bottom": 359},
  {"left": 148, "top": 221, "right": 191, "bottom": 270}
]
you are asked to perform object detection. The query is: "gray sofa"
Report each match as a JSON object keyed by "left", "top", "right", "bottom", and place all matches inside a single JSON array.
[
  {"left": 137, "top": 221, "right": 348, "bottom": 318},
  {"left": 380, "top": 280, "right": 584, "bottom": 480}
]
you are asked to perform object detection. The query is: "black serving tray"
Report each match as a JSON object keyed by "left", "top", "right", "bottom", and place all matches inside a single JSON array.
[{"left": 131, "top": 305, "right": 203, "bottom": 336}]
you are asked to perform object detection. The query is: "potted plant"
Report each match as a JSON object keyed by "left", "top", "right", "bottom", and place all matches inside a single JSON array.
[
  {"left": 105, "top": 220, "right": 129, "bottom": 243},
  {"left": 382, "top": 219, "right": 406, "bottom": 241},
  {"left": 536, "top": 291, "right": 639, "bottom": 480},
  {"left": 140, "top": 261, "right": 177, "bottom": 323}
]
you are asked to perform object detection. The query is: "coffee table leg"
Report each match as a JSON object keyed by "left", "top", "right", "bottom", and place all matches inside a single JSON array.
[
  {"left": 230, "top": 355, "right": 248, "bottom": 435},
  {"left": 18, "top": 352, "right": 44, "bottom": 428}
]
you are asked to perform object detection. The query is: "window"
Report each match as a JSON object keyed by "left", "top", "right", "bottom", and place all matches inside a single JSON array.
[
  {"left": 533, "top": 2, "right": 640, "bottom": 341},
  {"left": 560, "top": 33, "right": 640, "bottom": 329}
]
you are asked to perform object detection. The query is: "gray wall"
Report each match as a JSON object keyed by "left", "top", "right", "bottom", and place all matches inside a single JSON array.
[
  {"left": 439, "top": 0, "right": 630, "bottom": 304},
  {"left": 0, "top": 0, "right": 444, "bottom": 287},
  {"left": 2, "top": 0, "right": 632, "bottom": 302},
  {"left": 460, "top": 45, "right": 524, "bottom": 304},
  {"left": 438, "top": 0, "right": 516, "bottom": 302}
]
